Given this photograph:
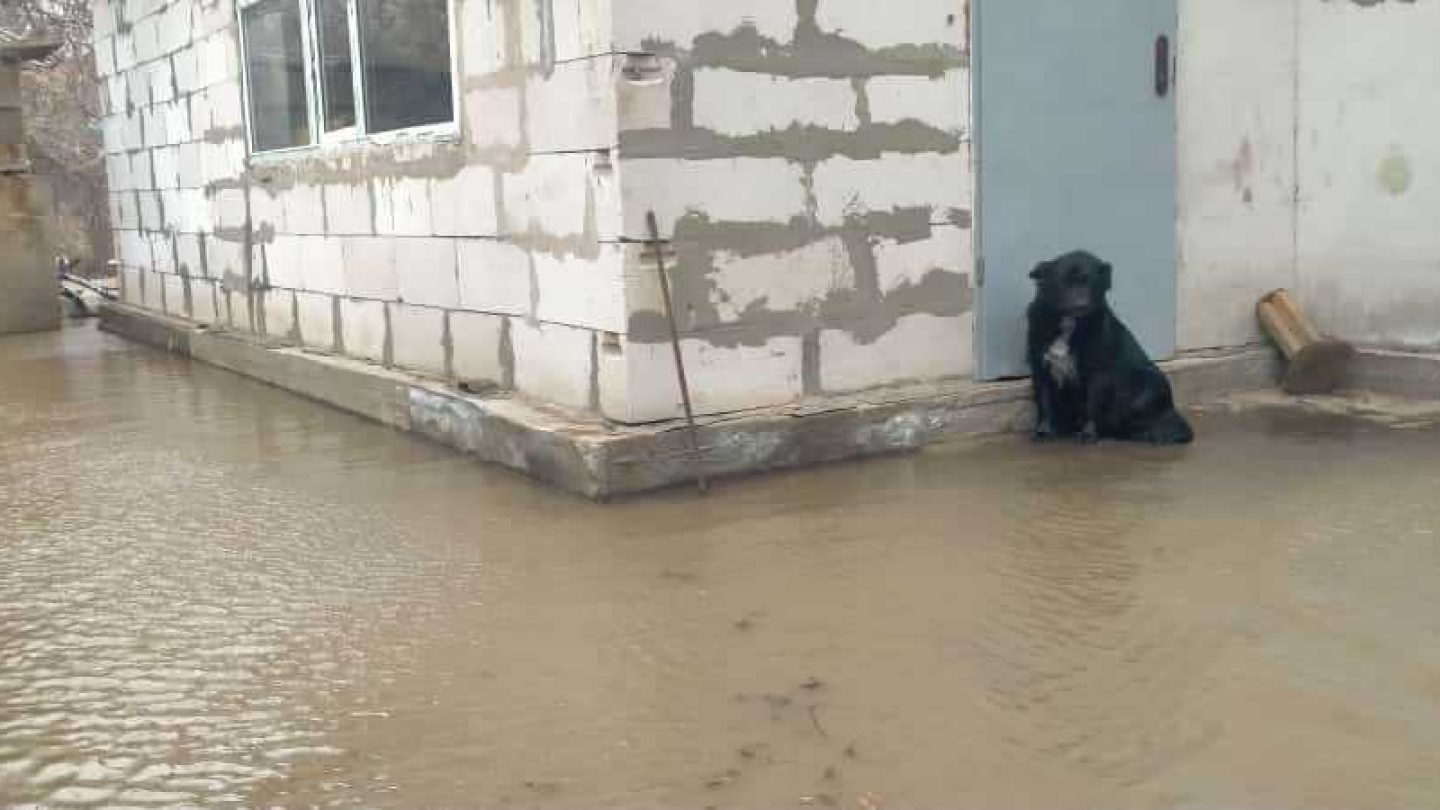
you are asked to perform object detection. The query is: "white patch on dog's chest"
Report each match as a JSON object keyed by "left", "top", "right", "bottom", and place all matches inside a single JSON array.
[{"left": 1044, "top": 317, "right": 1078, "bottom": 385}]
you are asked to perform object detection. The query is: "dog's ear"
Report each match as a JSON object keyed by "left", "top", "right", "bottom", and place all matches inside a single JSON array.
[
  {"left": 1096, "top": 261, "right": 1113, "bottom": 292},
  {"left": 1029, "top": 260, "right": 1051, "bottom": 281}
]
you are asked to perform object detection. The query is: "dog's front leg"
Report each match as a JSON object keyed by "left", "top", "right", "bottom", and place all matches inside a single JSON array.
[
  {"left": 1078, "top": 377, "right": 1110, "bottom": 445},
  {"left": 1032, "top": 374, "right": 1061, "bottom": 442}
]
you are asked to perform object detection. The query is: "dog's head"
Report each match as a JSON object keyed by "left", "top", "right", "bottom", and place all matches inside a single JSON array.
[{"left": 1030, "top": 250, "right": 1112, "bottom": 316}]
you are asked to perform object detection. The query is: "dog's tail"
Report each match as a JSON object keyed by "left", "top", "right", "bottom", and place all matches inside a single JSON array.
[{"left": 1143, "top": 408, "right": 1195, "bottom": 445}]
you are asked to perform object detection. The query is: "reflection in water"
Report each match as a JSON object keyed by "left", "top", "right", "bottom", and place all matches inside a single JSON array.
[{"left": 2, "top": 325, "right": 1440, "bottom": 808}]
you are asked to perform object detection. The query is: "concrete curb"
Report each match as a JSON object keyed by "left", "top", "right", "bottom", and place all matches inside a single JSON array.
[
  {"left": 1350, "top": 349, "right": 1440, "bottom": 400},
  {"left": 101, "top": 301, "right": 1283, "bottom": 499}
]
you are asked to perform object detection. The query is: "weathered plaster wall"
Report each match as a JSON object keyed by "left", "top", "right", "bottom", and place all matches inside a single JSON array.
[
  {"left": 1176, "top": 0, "right": 1298, "bottom": 351},
  {"left": 609, "top": 0, "right": 975, "bottom": 422},
  {"left": 1295, "top": 0, "right": 1440, "bottom": 351},
  {"left": 95, "top": 0, "right": 628, "bottom": 414},
  {"left": 1178, "top": 0, "right": 1440, "bottom": 353}
]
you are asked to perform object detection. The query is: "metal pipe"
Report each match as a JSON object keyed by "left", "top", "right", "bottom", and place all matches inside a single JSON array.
[{"left": 646, "top": 211, "right": 708, "bottom": 495}]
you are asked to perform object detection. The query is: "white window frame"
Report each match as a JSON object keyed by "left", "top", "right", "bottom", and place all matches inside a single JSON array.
[
  {"left": 237, "top": 0, "right": 460, "bottom": 156},
  {"left": 312, "top": 0, "right": 363, "bottom": 144},
  {"left": 237, "top": 0, "right": 319, "bottom": 156}
]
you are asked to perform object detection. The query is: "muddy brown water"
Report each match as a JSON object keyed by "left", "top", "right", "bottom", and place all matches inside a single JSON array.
[{"left": 3, "top": 325, "right": 1440, "bottom": 809}]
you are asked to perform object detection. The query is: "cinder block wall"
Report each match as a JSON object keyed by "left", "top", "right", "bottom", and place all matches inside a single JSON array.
[
  {"left": 95, "top": 0, "right": 976, "bottom": 425},
  {"left": 608, "top": 0, "right": 976, "bottom": 423},
  {"left": 96, "top": 0, "right": 625, "bottom": 413}
]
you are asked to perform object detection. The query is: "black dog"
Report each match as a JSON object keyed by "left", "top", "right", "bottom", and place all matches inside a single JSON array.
[{"left": 1026, "top": 250, "right": 1194, "bottom": 445}]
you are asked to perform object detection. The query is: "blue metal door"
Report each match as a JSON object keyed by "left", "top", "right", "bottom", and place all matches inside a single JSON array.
[{"left": 974, "top": 0, "right": 1178, "bottom": 379}]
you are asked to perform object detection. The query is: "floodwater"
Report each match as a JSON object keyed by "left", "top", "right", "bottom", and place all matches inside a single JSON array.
[{"left": 3, "top": 325, "right": 1440, "bottom": 810}]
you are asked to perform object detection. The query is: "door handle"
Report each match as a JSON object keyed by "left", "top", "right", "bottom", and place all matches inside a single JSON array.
[{"left": 1155, "top": 34, "right": 1171, "bottom": 97}]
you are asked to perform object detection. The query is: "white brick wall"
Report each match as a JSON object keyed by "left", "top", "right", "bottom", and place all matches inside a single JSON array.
[
  {"left": 189, "top": 89, "right": 213, "bottom": 137},
  {"left": 532, "top": 247, "right": 627, "bottom": 332},
  {"left": 709, "top": 237, "right": 854, "bottom": 321},
  {"left": 547, "top": 0, "right": 611, "bottom": 62},
  {"left": 450, "top": 311, "right": 506, "bottom": 385},
  {"left": 617, "top": 55, "right": 674, "bottom": 132},
  {"left": 526, "top": 57, "right": 620, "bottom": 153},
  {"left": 873, "top": 226, "right": 972, "bottom": 294},
  {"left": 176, "top": 143, "right": 204, "bottom": 189},
  {"left": 501, "top": 153, "right": 595, "bottom": 238},
  {"left": 812, "top": 151, "right": 971, "bottom": 225},
  {"left": 149, "top": 233, "right": 176, "bottom": 273},
  {"left": 457, "top": 239, "right": 531, "bottom": 316},
  {"left": 820, "top": 313, "right": 973, "bottom": 393},
  {"left": 138, "top": 190, "right": 163, "bottom": 231},
  {"left": 341, "top": 298, "right": 387, "bottom": 363},
  {"left": 616, "top": 0, "right": 795, "bottom": 49},
  {"left": 175, "top": 233, "right": 204, "bottom": 276},
  {"left": 296, "top": 292, "right": 337, "bottom": 351},
  {"left": 211, "top": 187, "right": 246, "bottom": 231},
  {"left": 264, "top": 289, "right": 297, "bottom": 340},
  {"left": 190, "top": 279, "right": 220, "bottom": 325},
  {"left": 866, "top": 71, "right": 968, "bottom": 133},
  {"left": 98, "top": 49, "right": 119, "bottom": 89},
  {"left": 121, "top": 267, "right": 144, "bottom": 305},
  {"left": 205, "top": 237, "right": 244, "bottom": 281},
  {"left": 376, "top": 177, "right": 433, "bottom": 237},
  {"left": 396, "top": 239, "right": 460, "bottom": 309},
  {"left": 815, "top": 0, "right": 966, "bottom": 50},
  {"left": 390, "top": 304, "right": 447, "bottom": 376},
  {"left": 116, "top": 230, "right": 149, "bottom": 270},
  {"left": 342, "top": 237, "right": 399, "bottom": 299},
  {"left": 106, "top": 157, "right": 131, "bottom": 192},
  {"left": 88, "top": 0, "right": 918, "bottom": 423},
  {"left": 281, "top": 184, "right": 326, "bottom": 235},
  {"left": 168, "top": 100, "right": 193, "bottom": 143},
  {"left": 301, "top": 236, "right": 346, "bottom": 296},
  {"left": 152, "top": 146, "right": 179, "bottom": 188},
  {"left": 431, "top": 165, "right": 500, "bottom": 237},
  {"left": 463, "top": 86, "right": 524, "bottom": 151},
  {"left": 142, "top": 270, "right": 165, "bottom": 311},
  {"left": 622, "top": 158, "right": 808, "bottom": 238},
  {"left": 130, "top": 151, "right": 153, "bottom": 190},
  {"left": 264, "top": 236, "right": 304, "bottom": 290},
  {"left": 173, "top": 46, "right": 199, "bottom": 95},
  {"left": 323, "top": 183, "right": 373, "bottom": 235},
  {"left": 693, "top": 70, "right": 859, "bottom": 136},
  {"left": 512, "top": 320, "right": 594, "bottom": 411},
  {"left": 600, "top": 336, "right": 805, "bottom": 423},
  {"left": 93, "top": 1, "right": 117, "bottom": 40},
  {"left": 114, "top": 31, "right": 136, "bottom": 73},
  {"left": 228, "top": 290, "right": 251, "bottom": 332},
  {"left": 163, "top": 274, "right": 188, "bottom": 318}
]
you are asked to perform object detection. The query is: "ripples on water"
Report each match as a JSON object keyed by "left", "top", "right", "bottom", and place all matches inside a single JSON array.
[{"left": 2, "top": 326, "right": 1440, "bottom": 808}]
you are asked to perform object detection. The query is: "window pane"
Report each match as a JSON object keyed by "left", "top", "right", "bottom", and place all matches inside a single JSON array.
[
  {"left": 317, "top": 0, "right": 357, "bottom": 132},
  {"left": 360, "top": 0, "right": 454, "bottom": 133},
  {"left": 241, "top": 0, "right": 312, "bottom": 151}
]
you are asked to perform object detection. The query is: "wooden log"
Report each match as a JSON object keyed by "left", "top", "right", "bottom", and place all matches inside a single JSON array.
[{"left": 1257, "top": 289, "right": 1355, "bottom": 395}]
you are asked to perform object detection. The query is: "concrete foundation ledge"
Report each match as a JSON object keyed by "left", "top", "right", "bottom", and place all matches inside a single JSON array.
[
  {"left": 1349, "top": 348, "right": 1440, "bottom": 400},
  {"left": 100, "top": 301, "right": 1281, "bottom": 499}
]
